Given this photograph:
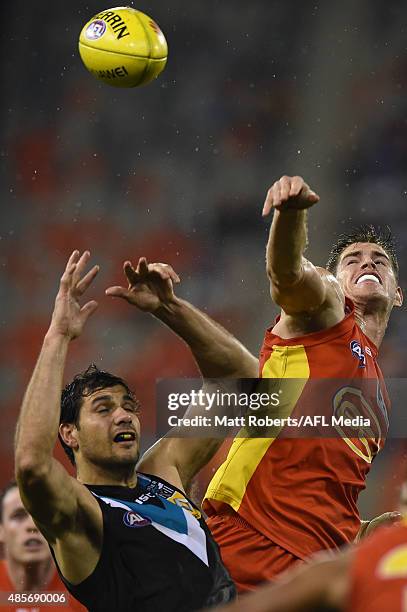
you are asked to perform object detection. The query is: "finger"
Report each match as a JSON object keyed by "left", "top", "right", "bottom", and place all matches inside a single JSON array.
[
  {"left": 298, "top": 180, "right": 319, "bottom": 203},
  {"left": 158, "top": 263, "right": 180, "bottom": 283},
  {"left": 75, "top": 265, "right": 100, "bottom": 296},
  {"left": 306, "top": 191, "right": 320, "bottom": 203},
  {"left": 148, "top": 263, "right": 171, "bottom": 281},
  {"left": 65, "top": 250, "right": 80, "bottom": 271},
  {"left": 263, "top": 181, "right": 280, "bottom": 217},
  {"left": 72, "top": 251, "right": 91, "bottom": 285},
  {"left": 271, "top": 182, "right": 282, "bottom": 209},
  {"left": 279, "top": 176, "right": 291, "bottom": 201},
  {"left": 388, "top": 512, "right": 402, "bottom": 521},
  {"left": 261, "top": 187, "right": 273, "bottom": 217},
  {"left": 301, "top": 187, "right": 319, "bottom": 204},
  {"left": 145, "top": 261, "right": 180, "bottom": 283},
  {"left": 289, "top": 176, "right": 305, "bottom": 197},
  {"left": 124, "top": 261, "right": 138, "bottom": 285},
  {"left": 105, "top": 286, "right": 129, "bottom": 298},
  {"left": 138, "top": 257, "right": 149, "bottom": 276},
  {"left": 80, "top": 300, "right": 98, "bottom": 320},
  {"left": 59, "top": 262, "right": 78, "bottom": 291}
]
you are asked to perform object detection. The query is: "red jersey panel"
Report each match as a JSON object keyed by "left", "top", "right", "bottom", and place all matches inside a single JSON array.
[
  {"left": 350, "top": 520, "right": 407, "bottom": 612},
  {"left": 0, "top": 560, "right": 85, "bottom": 612},
  {"left": 204, "top": 300, "right": 389, "bottom": 560}
]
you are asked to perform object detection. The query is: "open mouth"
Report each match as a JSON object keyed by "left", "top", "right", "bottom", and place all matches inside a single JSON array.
[
  {"left": 113, "top": 432, "right": 137, "bottom": 443},
  {"left": 356, "top": 273, "right": 381, "bottom": 285},
  {"left": 24, "top": 538, "right": 43, "bottom": 549}
]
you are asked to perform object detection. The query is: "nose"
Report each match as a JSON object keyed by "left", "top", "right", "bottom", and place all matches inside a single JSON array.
[
  {"left": 113, "top": 406, "right": 133, "bottom": 425},
  {"left": 25, "top": 516, "right": 39, "bottom": 533},
  {"left": 360, "top": 257, "right": 377, "bottom": 270}
]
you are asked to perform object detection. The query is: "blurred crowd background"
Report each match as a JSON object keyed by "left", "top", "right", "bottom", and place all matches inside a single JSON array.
[{"left": 1, "top": 1, "right": 407, "bottom": 519}]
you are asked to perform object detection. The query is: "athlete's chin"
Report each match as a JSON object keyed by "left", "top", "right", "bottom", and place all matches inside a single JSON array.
[
  {"left": 112, "top": 447, "right": 140, "bottom": 465},
  {"left": 19, "top": 549, "right": 50, "bottom": 564},
  {"left": 348, "top": 285, "right": 386, "bottom": 302}
]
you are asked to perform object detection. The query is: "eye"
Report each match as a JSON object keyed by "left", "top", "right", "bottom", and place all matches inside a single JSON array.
[
  {"left": 123, "top": 402, "right": 139, "bottom": 413},
  {"left": 346, "top": 260, "right": 357, "bottom": 265},
  {"left": 11, "top": 510, "right": 27, "bottom": 521},
  {"left": 97, "top": 405, "right": 110, "bottom": 414}
]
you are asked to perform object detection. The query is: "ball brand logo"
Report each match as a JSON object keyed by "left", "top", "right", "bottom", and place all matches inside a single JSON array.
[
  {"left": 85, "top": 20, "right": 107, "bottom": 40},
  {"left": 123, "top": 511, "right": 151, "bottom": 528},
  {"left": 94, "top": 10, "right": 130, "bottom": 39},
  {"left": 350, "top": 340, "right": 366, "bottom": 368}
]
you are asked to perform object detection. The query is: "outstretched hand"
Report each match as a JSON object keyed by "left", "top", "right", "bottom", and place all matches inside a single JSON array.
[
  {"left": 48, "top": 250, "right": 99, "bottom": 340},
  {"left": 262, "top": 175, "right": 320, "bottom": 217},
  {"left": 105, "top": 257, "right": 180, "bottom": 313},
  {"left": 359, "top": 511, "right": 402, "bottom": 541}
]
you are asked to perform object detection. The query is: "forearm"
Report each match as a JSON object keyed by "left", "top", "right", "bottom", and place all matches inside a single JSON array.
[
  {"left": 266, "top": 209, "right": 308, "bottom": 285},
  {"left": 356, "top": 511, "right": 401, "bottom": 541},
  {"left": 154, "top": 297, "right": 258, "bottom": 378},
  {"left": 15, "top": 332, "right": 70, "bottom": 474},
  {"left": 214, "top": 556, "right": 348, "bottom": 612}
]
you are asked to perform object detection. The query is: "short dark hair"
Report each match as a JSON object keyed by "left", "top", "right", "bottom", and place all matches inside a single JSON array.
[
  {"left": 59, "top": 364, "right": 135, "bottom": 466},
  {"left": 326, "top": 225, "right": 399, "bottom": 279},
  {"left": 0, "top": 480, "right": 18, "bottom": 523}
]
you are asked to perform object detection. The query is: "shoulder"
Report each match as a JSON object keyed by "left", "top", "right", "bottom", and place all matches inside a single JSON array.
[
  {"left": 271, "top": 267, "right": 346, "bottom": 339},
  {"left": 138, "top": 445, "right": 186, "bottom": 493},
  {"left": 315, "top": 266, "right": 345, "bottom": 302}
]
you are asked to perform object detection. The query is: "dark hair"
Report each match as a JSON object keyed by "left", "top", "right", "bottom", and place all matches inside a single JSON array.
[
  {"left": 326, "top": 225, "right": 399, "bottom": 279},
  {"left": 59, "top": 364, "right": 135, "bottom": 466},
  {"left": 0, "top": 480, "right": 18, "bottom": 523}
]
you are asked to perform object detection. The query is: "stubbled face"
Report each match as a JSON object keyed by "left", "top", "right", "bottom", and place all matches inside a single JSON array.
[
  {"left": 336, "top": 242, "right": 402, "bottom": 310},
  {"left": 0, "top": 487, "right": 51, "bottom": 564},
  {"left": 66, "top": 385, "right": 141, "bottom": 470}
]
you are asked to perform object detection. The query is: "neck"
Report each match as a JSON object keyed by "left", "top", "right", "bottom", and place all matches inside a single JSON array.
[
  {"left": 352, "top": 296, "right": 391, "bottom": 348},
  {"left": 77, "top": 461, "right": 138, "bottom": 487},
  {"left": 5, "top": 556, "right": 54, "bottom": 592}
]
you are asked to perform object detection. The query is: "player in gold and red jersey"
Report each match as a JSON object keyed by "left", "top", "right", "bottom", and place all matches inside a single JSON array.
[
  {"left": 212, "top": 517, "right": 407, "bottom": 612},
  {"left": 203, "top": 175, "right": 403, "bottom": 591}
]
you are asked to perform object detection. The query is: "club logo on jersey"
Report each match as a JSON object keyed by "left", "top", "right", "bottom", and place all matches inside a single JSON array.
[
  {"left": 123, "top": 510, "right": 151, "bottom": 528},
  {"left": 167, "top": 491, "right": 202, "bottom": 520},
  {"left": 350, "top": 340, "right": 366, "bottom": 368},
  {"left": 85, "top": 20, "right": 107, "bottom": 40}
]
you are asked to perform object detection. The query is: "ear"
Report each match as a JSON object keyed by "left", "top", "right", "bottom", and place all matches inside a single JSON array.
[
  {"left": 394, "top": 286, "right": 403, "bottom": 308},
  {"left": 59, "top": 423, "right": 79, "bottom": 452}
]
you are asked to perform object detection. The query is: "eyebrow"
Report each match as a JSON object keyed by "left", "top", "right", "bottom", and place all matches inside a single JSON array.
[
  {"left": 91, "top": 394, "right": 136, "bottom": 406},
  {"left": 341, "top": 250, "right": 390, "bottom": 261}
]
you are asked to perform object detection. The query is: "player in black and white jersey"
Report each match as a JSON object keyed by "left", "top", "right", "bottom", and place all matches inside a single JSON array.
[{"left": 15, "top": 251, "right": 258, "bottom": 612}]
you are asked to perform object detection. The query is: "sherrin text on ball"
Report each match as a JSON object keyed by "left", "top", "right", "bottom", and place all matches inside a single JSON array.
[{"left": 78, "top": 6, "right": 168, "bottom": 87}]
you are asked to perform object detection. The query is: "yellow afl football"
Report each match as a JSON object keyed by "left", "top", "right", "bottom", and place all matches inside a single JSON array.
[{"left": 78, "top": 6, "right": 168, "bottom": 88}]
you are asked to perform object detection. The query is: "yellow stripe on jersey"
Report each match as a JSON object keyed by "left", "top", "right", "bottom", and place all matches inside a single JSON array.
[
  {"left": 204, "top": 345, "right": 310, "bottom": 511},
  {"left": 378, "top": 543, "right": 407, "bottom": 578}
]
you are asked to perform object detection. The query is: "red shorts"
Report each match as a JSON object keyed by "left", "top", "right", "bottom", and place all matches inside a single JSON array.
[{"left": 207, "top": 511, "right": 303, "bottom": 593}]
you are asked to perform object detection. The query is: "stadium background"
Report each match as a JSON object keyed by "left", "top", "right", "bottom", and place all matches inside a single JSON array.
[{"left": 1, "top": 1, "right": 406, "bottom": 522}]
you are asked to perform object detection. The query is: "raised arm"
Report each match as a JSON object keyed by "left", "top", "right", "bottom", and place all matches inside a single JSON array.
[
  {"left": 106, "top": 258, "right": 258, "bottom": 489},
  {"left": 15, "top": 251, "right": 101, "bottom": 563},
  {"left": 106, "top": 257, "right": 258, "bottom": 378},
  {"left": 263, "top": 175, "right": 343, "bottom": 317}
]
